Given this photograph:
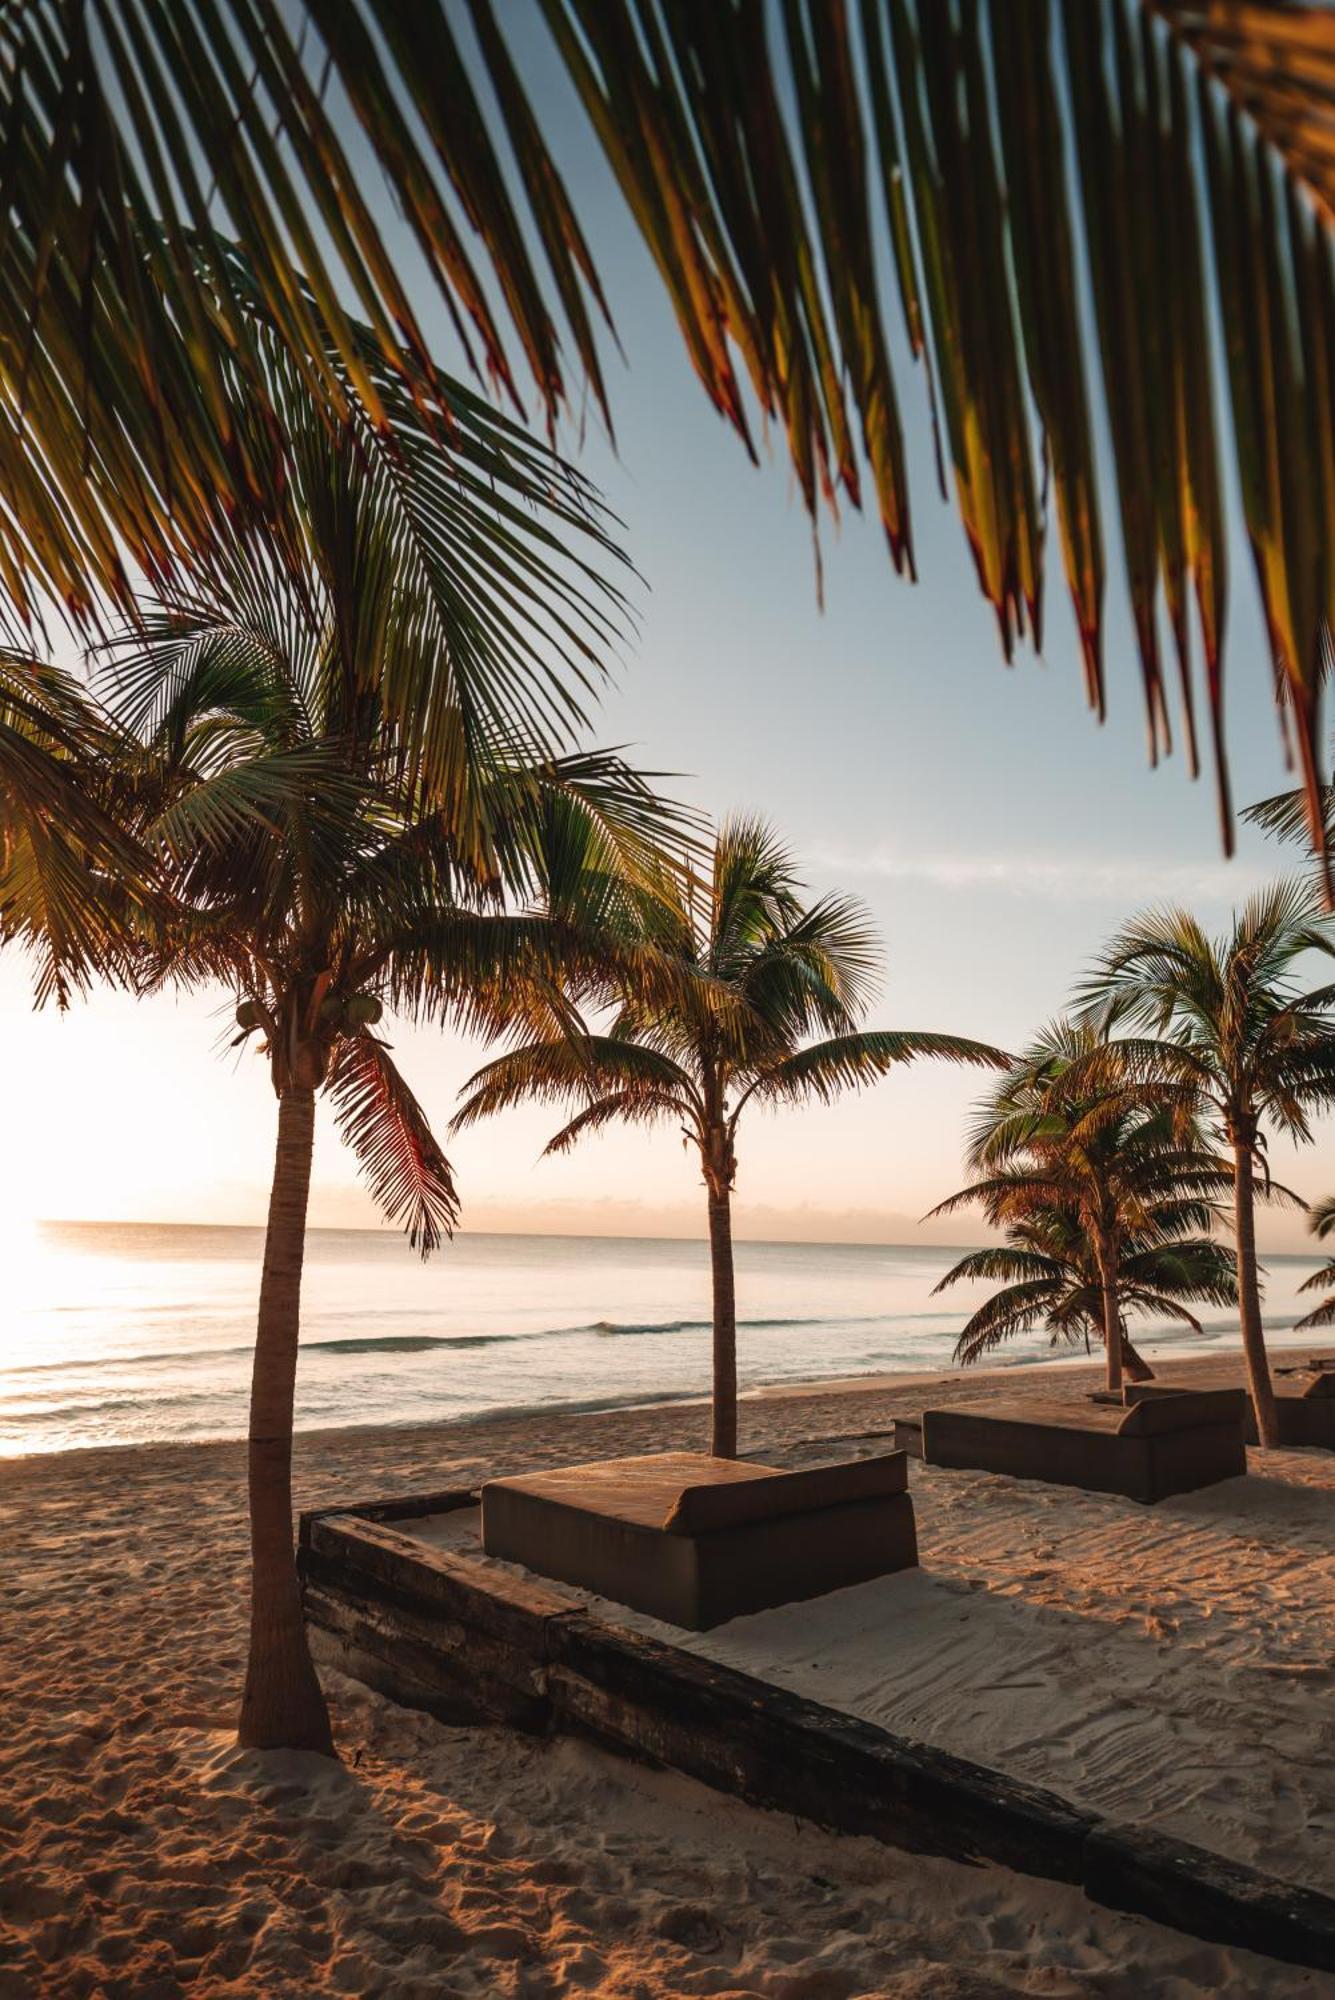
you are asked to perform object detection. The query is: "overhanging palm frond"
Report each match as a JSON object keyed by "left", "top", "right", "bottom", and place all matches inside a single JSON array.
[
  {"left": 6, "top": 4, "right": 1334, "bottom": 858},
  {"left": 0, "top": 1, "right": 615, "bottom": 628},
  {"left": 326, "top": 1034, "right": 459, "bottom": 1256},
  {"left": 536, "top": 1, "right": 1335, "bottom": 855}
]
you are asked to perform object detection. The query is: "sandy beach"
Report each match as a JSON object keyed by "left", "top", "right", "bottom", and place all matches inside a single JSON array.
[{"left": 4, "top": 1355, "right": 1334, "bottom": 1997}]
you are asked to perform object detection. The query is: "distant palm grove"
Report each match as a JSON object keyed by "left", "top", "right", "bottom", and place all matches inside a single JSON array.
[{"left": 2, "top": 0, "right": 1333, "bottom": 1760}]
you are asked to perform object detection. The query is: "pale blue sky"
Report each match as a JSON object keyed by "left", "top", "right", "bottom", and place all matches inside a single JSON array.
[{"left": 0, "top": 14, "right": 1328, "bottom": 1249}]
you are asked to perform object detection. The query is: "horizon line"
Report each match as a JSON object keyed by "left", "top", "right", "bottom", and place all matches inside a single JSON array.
[
  {"left": 36, "top": 1215, "right": 994, "bottom": 1254},
  {"left": 31, "top": 1216, "right": 1324, "bottom": 1260}
]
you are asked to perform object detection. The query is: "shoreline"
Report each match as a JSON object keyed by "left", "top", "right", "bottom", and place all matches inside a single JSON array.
[{"left": 3, "top": 1329, "right": 1328, "bottom": 1469}]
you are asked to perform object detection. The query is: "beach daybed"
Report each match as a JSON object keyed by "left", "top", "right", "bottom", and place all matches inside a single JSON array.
[
  {"left": 1265, "top": 1358, "right": 1335, "bottom": 1448},
  {"left": 920, "top": 1388, "right": 1247, "bottom": 1503},
  {"left": 480, "top": 1449, "right": 917, "bottom": 1629},
  {"left": 1119, "top": 1360, "right": 1335, "bottom": 1456}
]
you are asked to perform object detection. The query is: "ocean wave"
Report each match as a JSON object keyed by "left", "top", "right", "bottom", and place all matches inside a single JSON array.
[
  {"left": 1, "top": 1308, "right": 1299, "bottom": 1388},
  {"left": 0, "top": 1312, "right": 907, "bottom": 1377}
]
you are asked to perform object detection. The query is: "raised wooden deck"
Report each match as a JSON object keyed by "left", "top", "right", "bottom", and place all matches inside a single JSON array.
[{"left": 299, "top": 1487, "right": 1335, "bottom": 1975}]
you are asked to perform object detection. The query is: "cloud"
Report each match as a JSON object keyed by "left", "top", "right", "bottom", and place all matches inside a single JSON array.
[{"left": 813, "top": 847, "right": 1282, "bottom": 904}]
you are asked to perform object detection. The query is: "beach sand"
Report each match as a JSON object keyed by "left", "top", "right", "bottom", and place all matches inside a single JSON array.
[{"left": 3, "top": 1354, "right": 1333, "bottom": 1997}]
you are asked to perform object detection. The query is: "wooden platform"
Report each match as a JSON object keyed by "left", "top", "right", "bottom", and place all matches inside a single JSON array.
[{"left": 299, "top": 1486, "right": 1335, "bottom": 1974}]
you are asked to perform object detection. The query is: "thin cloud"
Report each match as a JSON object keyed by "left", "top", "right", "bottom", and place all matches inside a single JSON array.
[{"left": 815, "top": 848, "right": 1283, "bottom": 904}]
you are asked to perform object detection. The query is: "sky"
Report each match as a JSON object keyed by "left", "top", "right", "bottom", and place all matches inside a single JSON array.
[{"left": 1, "top": 15, "right": 1331, "bottom": 1252}]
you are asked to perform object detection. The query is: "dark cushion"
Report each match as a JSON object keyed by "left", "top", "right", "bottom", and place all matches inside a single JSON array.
[
  {"left": 1117, "top": 1388, "right": 1248, "bottom": 1437},
  {"left": 1303, "top": 1370, "right": 1335, "bottom": 1399},
  {"left": 663, "top": 1452, "right": 908, "bottom": 1536},
  {"left": 484, "top": 1452, "right": 774, "bottom": 1531}
]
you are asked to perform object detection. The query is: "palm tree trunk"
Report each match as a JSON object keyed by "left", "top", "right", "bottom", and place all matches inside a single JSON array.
[
  {"left": 237, "top": 1086, "right": 334, "bottom": 1754},
  {"left": 1100, "top": 1254, "right": 1123, "bottom": 1395},
  {"left": 1233, "top": 1137, "right": 1280, "bottom": 1449},
  {"left": 1120, "top": 1331, "right": 1155, "bottom": 1382},
  {"left": 707, "top": 1185, "right": 738, "bottom": 1458}
]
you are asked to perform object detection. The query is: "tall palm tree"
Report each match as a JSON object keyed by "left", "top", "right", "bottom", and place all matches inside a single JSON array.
[
  {"left": 6, "top": 6, "right": 1334, "bottom": 854},
  {"left": 935, "top": 1200, "right": 1238, "bottom": 1371},
  {"left": 453, "top": 817, "right": 1006, "bottom": 1456},
  {"left": 100, "top": 410, "right": 686, "bottom": 1757},
  {"left": 1077, "top": 887, "right": 1335, "bottom": 1441},
  {"left": 928, "top": 1018, "right": 1239, "bottom": 1392}
]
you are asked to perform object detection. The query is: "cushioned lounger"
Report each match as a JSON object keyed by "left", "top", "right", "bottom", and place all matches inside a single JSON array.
[
  {"left": 921, "top": 1388, "right": 1248, "bottom": 1503},
  {"left": 481, "top": 1450, "right": 918, "bottom": 1629},
  {"left": 1141, "top": 1363, "right": 1335, "bottom": 1448},
  {"left": 1269, "top": 1364, "right": 1335, "bottom": 1447}
]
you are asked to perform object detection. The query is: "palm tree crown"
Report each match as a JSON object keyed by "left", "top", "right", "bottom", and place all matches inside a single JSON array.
[
  {"left": 929, "top": 1017, "right": 1237, "bottom": 1390},
  {"left": 936, "top": 1203, "right": 1238, "bottom": 1371},
  {"left": 454, "top": 815, "right": 1006, "bottom": 1453},
  {"left": 1293, "top": 1195, "right": 1335, "bottom": 1332},
  {"left": 1076, "top": 885, "right": 1335, "bottom": 1436}
]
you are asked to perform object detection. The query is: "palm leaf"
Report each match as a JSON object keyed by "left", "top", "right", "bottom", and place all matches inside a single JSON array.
[
  {"left": 5, "top": 2, "right": 1335, "bottom": 860},
  {"left": 326, "top": 1033, "right": 459, "bottom": 1255},
  {"left": 757, "top": 1029, "right": 1009, "bottom": 1108},
  {"left": 0, "top": 651, "right": 157, "bottom": 1004},
  {"left": 541, "top": 1088, "right": 693, "bottom": 1158},
  {"left": 451, "top": 1036, "right": 698, "bottom": 1136}
]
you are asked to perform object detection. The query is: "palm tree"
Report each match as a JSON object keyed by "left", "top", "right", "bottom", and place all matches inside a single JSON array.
[
  {"left": 928, "top": 1018, "right": 1241, "bottom": 1392},
  {"left": 1292, "top": 1197, "right": 1335, "bottom": 1332},
  {"left": 1077, "top": 887, "right": 1335, "bottom": 1442},
  {"left": 935, "top": 1199, "right": 1237, "bottom": 1372},
  {"left": 452, "top": 817, "right": 1006, "bottom": 1457},
  {"left": 7, "top": 6, "right": 1334, "bottom": 855},
  {"left": 100, "top": 406, "right": 686, "bottom": 1757}
]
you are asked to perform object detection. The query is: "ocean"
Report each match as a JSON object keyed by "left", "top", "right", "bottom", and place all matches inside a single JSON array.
[{"left": 1, "top": 1221, "right": 1328, "bottom": 1457}]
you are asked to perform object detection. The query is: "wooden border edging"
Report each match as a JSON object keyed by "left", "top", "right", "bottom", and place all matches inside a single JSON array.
[{"left": 298, "top": 1501, "right": 1335, "bottom": 1974}]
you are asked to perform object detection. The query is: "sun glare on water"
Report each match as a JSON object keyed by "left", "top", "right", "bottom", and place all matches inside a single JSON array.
[{"left": 0, "top": 1208, "right": 44, "bottom": 1330}]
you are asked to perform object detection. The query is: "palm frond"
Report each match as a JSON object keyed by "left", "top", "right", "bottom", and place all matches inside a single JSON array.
[
  {"left": 326, "top": 1034, "right": 459, "bottom": 1255},
  {"left": 451, "top": 1036, "right": 698, "bottom": 1136},
  {"left": 5, "top": 4, "right": 1333, "bottom": 854},
  {"left": 934, "top": 1246, "right": 1061, "bottom": 1291},
  {"left": 757, "top": 1029, "right": 1008, "bottom": 1109},
  {"left": 541, "top": 1088, "right": 694, "bottom": 1157},
  {"left": 0, "top": 652, "right": 157, "bottom": 1005},
  {"left": 952, "top": 1279, "right": 1072, "bottom": 1367}
]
